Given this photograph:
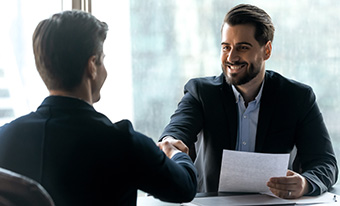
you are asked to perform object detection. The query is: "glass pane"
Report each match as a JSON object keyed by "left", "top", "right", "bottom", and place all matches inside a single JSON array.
[
  {"left": 92, "top": 0, "right": 340, "bottom": 156},
  {"left": 62, "top": 0, "right": 72, "bottom": 10},
  {"left": 92, "top": 0, "right": 134, "bottom": 124},
  {"left": 0, "top": 0, "right": 63, "bottom": 126}
]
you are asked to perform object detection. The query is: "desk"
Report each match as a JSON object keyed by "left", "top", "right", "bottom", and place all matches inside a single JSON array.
[
  {"left": 329, "top": 185, "right": 340, "bottom": 195},
  {"left": 137, "top": 185, "right": 340, "bottom": 206}
]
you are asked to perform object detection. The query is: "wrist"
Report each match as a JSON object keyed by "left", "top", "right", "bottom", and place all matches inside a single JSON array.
[
  {"left": 302, "top": 176, "right": 311, "bottom": 195},
  {"left": 170, "top": 150, "right": 182, "bottom": 159}
]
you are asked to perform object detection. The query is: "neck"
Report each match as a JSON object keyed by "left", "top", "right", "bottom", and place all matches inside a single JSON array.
[
  {"left": 49, "top": 83, "right": 93, "bottom": 105},
  {"left": 235, "top": 69, "right": 265, "bottom": 105}
]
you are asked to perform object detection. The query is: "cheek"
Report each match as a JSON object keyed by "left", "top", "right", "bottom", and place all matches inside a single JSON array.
[
  {"left": 249, "top": 56, "right": 265, "bottom": 71},
  {"left": 103, "top": 66, "right": 107, "bottom": 78},
  {"left": 245, "top": 52, "right": 260, "bottom": 63},
  {"left": 220, "top": 52, "right": 226, "bottom": 62},
  {"left": 254, "top": 54, "right": 265, "bottom": 64},
  {"left": 100, "top": 69, "right": 107, "bottom": 85},
  {"left": 103, "top": 67, "right": 107, "bottom": 79}
]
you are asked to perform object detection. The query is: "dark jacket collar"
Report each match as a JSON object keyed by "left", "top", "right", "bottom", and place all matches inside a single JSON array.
[{"left": 38, "top": 96, "right": 96, "bottom": 112}]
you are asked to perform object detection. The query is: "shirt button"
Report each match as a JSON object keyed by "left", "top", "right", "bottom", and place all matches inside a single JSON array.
[
  {"left": 242, "top": 141, "right": 247, "bottom": 145},
  {"left": 243, "top": 115, "right": 247, "bottom": 119}
]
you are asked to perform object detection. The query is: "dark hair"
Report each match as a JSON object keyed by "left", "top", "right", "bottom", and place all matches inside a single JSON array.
[
  {"left": 33, "top": 10, "right": 108, "bottom": 91},
  {"left": 222, "top": 4, "right": 275, "bottom": 46}
]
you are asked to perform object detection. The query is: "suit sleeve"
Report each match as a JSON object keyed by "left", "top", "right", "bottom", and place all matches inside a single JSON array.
[
  {"left": 295, "top": 87, "right": 338, "bottom": 195},
  {"left": 160, "top": 79, "right": 204, "bottom": 147},
  {"left": 124, "top": 121, "right": 197, "bottom": 203}
]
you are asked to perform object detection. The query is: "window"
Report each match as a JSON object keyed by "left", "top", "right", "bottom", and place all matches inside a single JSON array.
[
  {"left": 0, "top": 0, "right": 70, "bottom": 125},
  {"left": 92, "top": 1, "right": 340, "bottom": 186}
]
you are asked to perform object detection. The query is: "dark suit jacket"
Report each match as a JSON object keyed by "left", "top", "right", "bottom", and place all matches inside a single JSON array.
[
  {"left": 161, "top": 70, "right": 338, "bottom": 195},
  {"left": 0, "top": 96, "right": 197, "bottom": 206}
]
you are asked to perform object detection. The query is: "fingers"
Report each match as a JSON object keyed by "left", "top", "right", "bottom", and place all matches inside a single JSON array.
[
  {"left": 269, "top": 176, "right": 296, "bottom": 185},
  {"left": 156, "top": 142, "right": 162, "bottom": 150},
  {"left": 269, "top": 170, "right": 301, "bottom": 186},
  {"left": 157, "top": 141, "right": 181, "bottom": 159},
  {"left": 267, "top": 178, "right": 296, "bottom": 199},
  {"left": 286, "top": 170, "right": 295, "bottom": 176},
  {"left": 268, "top": 187, "right": 295, "bottom": 199},
  {"left": 162, "top": 136, "right": 189, "bottom": 154},
  {"left": 267, "top": 180, "right": 295, "bottom": 190},
  {"left": 267, "top": 170, "right": 309, "bottom": 199},
  {"left": 171, "top": 139, "right": 189, "bottom": 154}
]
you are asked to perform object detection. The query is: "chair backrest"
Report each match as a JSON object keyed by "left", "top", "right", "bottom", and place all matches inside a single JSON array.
[{"left": 0, "top": 168, "right": 54, "bottom": 206}]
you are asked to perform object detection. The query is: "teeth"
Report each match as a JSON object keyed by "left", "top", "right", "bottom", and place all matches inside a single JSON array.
[{"left": 229, "top": 65, "right": 243, "bottom": 70}]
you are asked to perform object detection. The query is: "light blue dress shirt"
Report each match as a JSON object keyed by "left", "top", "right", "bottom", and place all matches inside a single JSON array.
[
  {"left": 232, "top": 81, "right": 317, "bottom": 194},
  {"left": 232, "top": 81, "right": 264, "bottom": 152}
]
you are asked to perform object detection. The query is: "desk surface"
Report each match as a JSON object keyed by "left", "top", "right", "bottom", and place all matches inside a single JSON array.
[
  {"left": 329, "top": 185, "right": 340, "bottom": 195},
  {"left": 137, "top": 184, "right": 340, "bottom": 206}
]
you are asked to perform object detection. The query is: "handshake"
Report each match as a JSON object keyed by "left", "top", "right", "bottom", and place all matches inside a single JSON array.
[{"left": 157, "top": 136, "right": 188, "bottom": 159}]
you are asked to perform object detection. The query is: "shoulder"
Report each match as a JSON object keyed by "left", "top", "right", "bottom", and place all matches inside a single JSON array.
[
  {"left": 107, "top": 119, "right": 134, "bottom": 139},
  {"left": 266, "top": 70, "right": 313, "bottom": 91},
  {"left": 265, "top": 70, "right": 314, "bottom": 97},
  {"left": 0, "top": 112, "right": 36, "bottom": 131},
  {"left": 184, "top": 73, "right": 228, "bottom": 98},
  {"left": 264, "top": 70, "right": 316, "bottom": 107},
  {"left": 110, "top": 120, "right": 154, "bottom": 145},
  {"left": 185, "top": 73, "right": 225, "bottom": 89}
]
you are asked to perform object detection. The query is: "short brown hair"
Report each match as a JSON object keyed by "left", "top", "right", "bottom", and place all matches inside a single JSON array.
[
  {"left": 222, "top": 4, "right": 275, "bottom": 46},
  {"left": 33, "top": 10, "right": 108, "bottom": 91}
]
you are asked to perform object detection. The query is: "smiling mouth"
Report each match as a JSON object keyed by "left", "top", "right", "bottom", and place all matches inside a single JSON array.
[
  {"left": 226, "top": 63, "right": 247, "bottom": 71},
  {"left": 229, "top": 65, "right": 245, "bottom": 70}
]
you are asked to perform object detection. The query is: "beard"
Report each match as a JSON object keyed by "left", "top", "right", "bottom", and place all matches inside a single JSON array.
[{"left": 222, "top": 61, "right": 261, "bottom": 86}]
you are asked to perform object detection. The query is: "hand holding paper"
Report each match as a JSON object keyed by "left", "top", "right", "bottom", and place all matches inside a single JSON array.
[
  {"left": 218, "top": 150, "right": 290, "bottom": 193},
  {"left": 267, "top": 169, "right": 310, "bottom": 199}
]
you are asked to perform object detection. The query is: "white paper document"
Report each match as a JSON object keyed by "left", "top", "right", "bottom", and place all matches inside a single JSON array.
[{"left": 218, "top": 149, "right": 290, "bottom": 193}]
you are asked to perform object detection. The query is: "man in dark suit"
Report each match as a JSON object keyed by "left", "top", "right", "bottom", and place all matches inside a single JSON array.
[
  {"left": 160, "top": 4, "right": 338, "bottom": 199},
  {"left": 0, "top": 10, "right": 197, "bottom": 205}
]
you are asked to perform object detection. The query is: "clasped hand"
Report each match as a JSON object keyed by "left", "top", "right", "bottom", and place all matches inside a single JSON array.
[{"left": 157, "top": 136, "right": 189, "bottom": 159}]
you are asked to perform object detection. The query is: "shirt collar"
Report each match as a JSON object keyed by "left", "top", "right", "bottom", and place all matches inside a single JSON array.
[{"left": 232, "top": 79, "right": 265, "bottom": 106}]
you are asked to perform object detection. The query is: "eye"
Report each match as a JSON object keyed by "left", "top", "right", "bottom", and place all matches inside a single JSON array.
[
  {"left": 238, "top": 46, "right": 249, "bottom": 51},
  {"left": 222, "top": 45, "right": 231, "bottom": 51}
]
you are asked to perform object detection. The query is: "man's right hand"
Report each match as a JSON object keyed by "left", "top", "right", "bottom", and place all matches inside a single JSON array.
[
  {"left": 157, "top": 140, "right": 181, "bottom": 159},
  {"left": 161, "top": 136, "right": 189, "bottom": 154}
]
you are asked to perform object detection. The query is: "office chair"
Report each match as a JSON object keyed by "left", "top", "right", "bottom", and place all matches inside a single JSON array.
[{"left": 0, "top": 167, "right": 54, "bottom": 206}]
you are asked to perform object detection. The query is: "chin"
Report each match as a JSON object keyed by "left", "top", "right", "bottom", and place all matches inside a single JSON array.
[{"left": 93, "top": 95, "right": 101, "bottom": 104}]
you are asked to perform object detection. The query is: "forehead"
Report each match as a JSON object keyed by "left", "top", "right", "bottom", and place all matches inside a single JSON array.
[{"left": 221, "top": 23, "right": 258, "bottom": 45}]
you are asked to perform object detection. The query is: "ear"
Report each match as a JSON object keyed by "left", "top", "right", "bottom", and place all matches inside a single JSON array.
[
  {"left": 264, "top": 41, "right": 272, "bottom": 60},
  {"left": 87, "top": 55, "right": 97, "bottom": 80}
]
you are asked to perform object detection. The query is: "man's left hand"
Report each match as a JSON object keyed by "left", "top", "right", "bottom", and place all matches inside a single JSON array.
[{"left": 266, "top": 170, "right": 310, "bottom": 199}]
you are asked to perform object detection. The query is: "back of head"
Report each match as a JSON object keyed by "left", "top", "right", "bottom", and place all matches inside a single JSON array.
[
  {"left": 33, "top": 10, "right": 108, "bottom": 91},
  {"left": 222, "top": 4, "right": 275, "bottom": 46}
]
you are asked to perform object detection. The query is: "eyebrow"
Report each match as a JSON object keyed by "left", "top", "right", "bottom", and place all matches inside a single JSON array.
[{"left": 221, "top": 42, "right": 253, "bottom": 47}]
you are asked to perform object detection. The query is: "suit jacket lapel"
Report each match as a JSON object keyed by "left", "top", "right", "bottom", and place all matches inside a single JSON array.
[
  {"left": 219, "top": 75, "right": 238, "bottom": 150},
  {"left": 255, "top": 72, "right": 277, "bottom": 152}
]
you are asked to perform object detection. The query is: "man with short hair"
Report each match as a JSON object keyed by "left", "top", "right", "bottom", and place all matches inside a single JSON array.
[
  {"left": 0, "top": 10, "right": 197, "bottom": 205},
  {"left": 160, "top": 4, "right": 338, "bottom": 199}
]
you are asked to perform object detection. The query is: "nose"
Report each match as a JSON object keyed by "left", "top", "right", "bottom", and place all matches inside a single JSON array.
[{"left": 227, "top": 48, "right": 239, "bottom": 63}]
